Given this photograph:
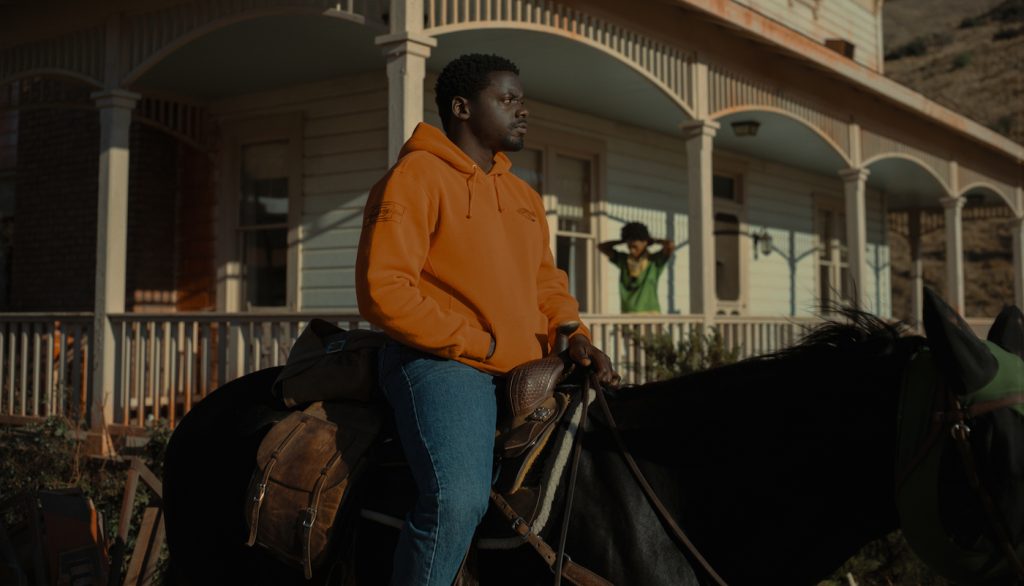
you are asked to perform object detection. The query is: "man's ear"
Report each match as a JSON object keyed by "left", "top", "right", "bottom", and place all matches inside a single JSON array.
[{"left": 451, "top": 95, "right": 471, "bottom": 122}]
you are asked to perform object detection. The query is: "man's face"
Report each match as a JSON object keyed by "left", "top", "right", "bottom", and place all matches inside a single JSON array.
[
  {"left": 467, "top": 71, "right": 529, "bottom": 153},
  {"left": 627, "top": 239, "right": 649, "bottom": 258}
]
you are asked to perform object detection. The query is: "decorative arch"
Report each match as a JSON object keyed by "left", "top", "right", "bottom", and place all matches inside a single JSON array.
[
  {"left": 0, "top": 69, "right": 103, "bottom": 90},
  {"left": 0, "top": 26, "right": 106, "bottom": 88},
  {"left": 122, "top": 3, "right": 372, "bottom": 87},
  {"left": 959, "top": 182, "right": 1017, "bottom": 213},
  {"left": 862, "top": 152, "right": 954, "bottom": 197},
  {"left": 710, "top": 105, "right": 852, "bottom": 168},
  {"left": 424, "top": 0, "right": 697, "bottom": 119}
]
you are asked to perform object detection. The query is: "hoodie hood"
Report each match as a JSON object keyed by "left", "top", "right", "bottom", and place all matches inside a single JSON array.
[{"left": 400, "top": 122, "right": 512, "bottom": 177}]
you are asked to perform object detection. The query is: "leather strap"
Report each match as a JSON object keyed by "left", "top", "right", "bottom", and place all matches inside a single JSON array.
[
  {"left": 302, "top": 450, "right": 343, "bottom": 579},
  {"left": 946, "top": 391, "right": 1024, "bottom": 581},
  {"left": 489, "top": 490, "right": 612, "bottom": 586},
  {"left": 555, "top": 385, "right": 590, "bottom": 585},
  {"left": 594, "top": 388, "right": 729, "bottom": 586},
  {"left": 246, "top": 418, "right": 308, "bottom": 546}
]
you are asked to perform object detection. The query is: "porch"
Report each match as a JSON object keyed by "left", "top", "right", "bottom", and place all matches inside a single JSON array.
[
  {"left": 0, "top": 0, "right": 1020, "bottom": 445},
  {"left": 0, "top": 311, "right": 848, "bottom": 434}
]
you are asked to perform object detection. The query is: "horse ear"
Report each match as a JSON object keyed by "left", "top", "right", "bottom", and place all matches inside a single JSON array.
[
  {"left": 922, "top": 287, "right": 998, "bottom": 394},
  {"left": 987, "top": 304, "right": 1024, "bottom": 359}
]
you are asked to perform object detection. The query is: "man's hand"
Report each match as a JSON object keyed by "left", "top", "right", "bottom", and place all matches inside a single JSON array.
[{"left": 567, "top": 334, "right": 621, "bottom": 389}]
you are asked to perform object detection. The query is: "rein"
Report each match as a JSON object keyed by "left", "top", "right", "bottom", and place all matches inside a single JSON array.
[
  {"left": 593, "top": 386, "right": 729, "bottom": 586},
  {"left": 896, "top": 376, "right": 1024, "bottom": 583},
  {"left": 943, "top": 387, "right": 1024, "bottom": 581},
  {"left": 488, "top": 381, "right": 729, "bottom": 585}
]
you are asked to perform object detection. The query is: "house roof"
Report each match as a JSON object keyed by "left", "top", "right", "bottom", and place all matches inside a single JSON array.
[{"left": 668, "top": 0, "right": 1024, "bottom": 164}]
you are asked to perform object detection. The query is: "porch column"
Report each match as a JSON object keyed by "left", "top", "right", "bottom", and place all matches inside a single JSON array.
[
  {"left": 376, "top": 0, "right": 437, "bottom": 165},
  {"left": 908, "top": 209, "right": 924, "bottom": 330},
  {"left": 90, "top": 89, "right": 139, "bottom": 437},
  {"left": 941, "top": 196, "right": 966, "bottom": 314},
  {"left": 1012, "top": 215, "right": 1024, "bottom": 309},
  {"left": 681, "top": 119, "right": 719, "bottom": 321},
  {"left": 839, "top": 167, "right": 870, "bottom": 309}
]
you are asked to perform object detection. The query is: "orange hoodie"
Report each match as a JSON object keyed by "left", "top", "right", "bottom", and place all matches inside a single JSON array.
[{"left": 356, "top": 123, "right": 589, "bottom": 375}]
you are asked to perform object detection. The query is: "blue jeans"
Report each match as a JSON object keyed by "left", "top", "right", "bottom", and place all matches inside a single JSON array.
[{"left": 378, "top": 342, "right": 498, "bottom": 586}]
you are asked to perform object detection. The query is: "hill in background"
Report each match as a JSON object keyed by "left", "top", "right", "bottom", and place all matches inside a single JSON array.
[{"left": 883, "top": 0, "right": 1022, "bottom": 319}]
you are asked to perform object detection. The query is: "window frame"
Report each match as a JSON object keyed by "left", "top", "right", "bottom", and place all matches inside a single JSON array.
[
  {"left": 217, "top": 113, "right": 304, "bottom": 312},
  {"left": 711, "top": 158, "right": 750, "bottom": 315},
  {"left": 813, "top": 194, "right": 850, "bottom": 312},
  {"left": 507, "top": 126, "right": 605, "bottom": 314}
]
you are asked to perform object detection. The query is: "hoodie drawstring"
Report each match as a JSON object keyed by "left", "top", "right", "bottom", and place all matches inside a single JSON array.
[
  {"left": 465, "top": 166, "right": 504, "bottom": 219},
  {"left": 494, "top": 176, "right": 504, "bottom": 213},
  {"left": 466, "top": 169, "right": 476, "bottom": 218}
]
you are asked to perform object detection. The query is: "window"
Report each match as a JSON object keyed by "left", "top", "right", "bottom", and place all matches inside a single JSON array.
[
  {"left": 238, "top": 141, "right": 289, "bottom": 308},
  {"left": 713, "top": 174, "right": 739, "bottom": 201},
  {"left": 507, "top": 148, "right": 542, "bottom": 191},
  {"left": 713, "top": 169, "right": 746, "bottom": 314},
  {"left": 554, "top": 155, "right": 594, "bottom": 312},
  {"left": 816, "top": 202, "right": 849, "bottom": 309},
  {"left": 715, "top": 213, "right": 740, "bottom": 302},
  {"left": 507, "top": 138, "right": 599, "bottom": 313}
]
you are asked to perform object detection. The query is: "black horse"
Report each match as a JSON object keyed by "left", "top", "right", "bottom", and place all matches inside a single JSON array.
[{"left": 163, "top": 289, "right": 1024, "bottom": 585}]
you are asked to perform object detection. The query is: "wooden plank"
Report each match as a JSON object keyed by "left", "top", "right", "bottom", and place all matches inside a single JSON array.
[
  {"left": 147, "top": 321, "right": 157, "bottom": 424},
  {"left": 44, "top": 324, "right": 54, "bottom": 416},
  {"left": 31, "top": 323, "right": 40, "bottom": 416},
  {"left": 124, "top": 506, "right": 164, "bottom": 586},
  {"left": 18, "top": 325, "right": 26, "bottom": 415},
  {"left": 0, "top": 322, "right": 6, "bottom": 415},
  {"left": 70, "top": 324, "right": 83, "bottom": 421}
]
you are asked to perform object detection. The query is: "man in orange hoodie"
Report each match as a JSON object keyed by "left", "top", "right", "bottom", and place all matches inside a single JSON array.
[{"left": 356, "top": 54, "right": 618, "bottom": 585}]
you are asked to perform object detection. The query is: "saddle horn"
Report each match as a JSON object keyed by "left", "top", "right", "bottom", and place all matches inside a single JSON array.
[
  {"left": 551, "top": 321, "right": 580, "bottom": 355},
  {"left": 987, "top": 305, "right": 1024, "bottom": 360},
  {"left": 921, "top": 286, "right": 998, "bottom": 394}
]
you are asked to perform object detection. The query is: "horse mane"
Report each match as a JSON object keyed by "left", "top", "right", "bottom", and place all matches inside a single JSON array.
[
  {"left": 634, "top": 307, "right": 926, "bottom": 400},
  {"left": 766, "top": 306, "right": 922, "bottom": 363}
]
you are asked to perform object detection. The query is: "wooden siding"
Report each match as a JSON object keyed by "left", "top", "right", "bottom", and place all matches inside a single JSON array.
[
  {"left": 730, "top": 0, "right": 881, "bottom": 71},
  {"left": 745, "top": 161, "right": 890, "bottom": 317},
  {"left": 211, "top": 72, "right": 388, "bottom": 311}
]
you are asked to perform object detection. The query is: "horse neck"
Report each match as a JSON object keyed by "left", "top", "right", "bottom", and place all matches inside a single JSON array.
[{"left": 597, "top": 337, "right": 921, "bottom": 581}]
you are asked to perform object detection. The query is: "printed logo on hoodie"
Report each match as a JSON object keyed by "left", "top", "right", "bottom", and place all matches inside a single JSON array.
[
  {"left": 364, "top": 202, "right": 405, "bottom": 226},
  {"left": 516, "top": 207, "right": 537, "bottom": 222}
]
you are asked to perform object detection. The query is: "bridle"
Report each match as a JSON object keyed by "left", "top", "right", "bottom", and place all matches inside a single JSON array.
[{"left": 895, "top": 348, "right": 1024, "bottom": 584}]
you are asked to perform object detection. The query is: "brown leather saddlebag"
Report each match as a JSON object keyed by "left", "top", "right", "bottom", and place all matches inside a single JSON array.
[
  {"left": 274, "top": 318, "right": 389, "bottom": 407},
  {"left": 244, "top": 401, "right": 381, "bottom": 579}
]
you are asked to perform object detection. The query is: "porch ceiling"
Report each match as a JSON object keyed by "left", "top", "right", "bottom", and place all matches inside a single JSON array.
[
  {"left": 714, "top": 110, "right": 848, "bottom": 177},
  {"left": 428, "top": 29, "right": 689, "bottom": 136},
  {"left": 866, "top": 158, "right": 951, "bottom": 211},
  {"left": 132, "top": 14, "right": 384, "bottom": 99}
]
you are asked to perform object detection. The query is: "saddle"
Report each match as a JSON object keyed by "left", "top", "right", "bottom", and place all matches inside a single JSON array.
[{"left": 245, "top": 324, "right": 581, "bottom": 580}]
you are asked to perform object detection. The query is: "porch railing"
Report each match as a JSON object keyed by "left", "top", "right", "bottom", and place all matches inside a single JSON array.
[
  {"left": 0, "top": 313, "right": 92, "bottom": 424},
  {"left": 0, "top": 312, "right": 995, "bottom": 432}
]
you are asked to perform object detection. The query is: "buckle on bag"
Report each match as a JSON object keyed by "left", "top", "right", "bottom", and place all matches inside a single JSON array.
[
  {"left": 253, "top": 482, "right": 268, "bottom": 505},
  {"left": 324, "top": 334, "right": 348, "bottom": 354},
  {"left": 303, "top": 507, "right": 318, "bottom": 529}
]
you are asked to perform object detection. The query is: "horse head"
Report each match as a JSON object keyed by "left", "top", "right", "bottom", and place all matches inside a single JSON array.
[{"left": 898, "top": 287, "right": 1024, "bottom": 585}]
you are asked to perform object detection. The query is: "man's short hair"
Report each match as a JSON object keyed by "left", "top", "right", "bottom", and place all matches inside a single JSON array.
[{"left": 435, "top": 54, "right": 520, "bottom": 131}]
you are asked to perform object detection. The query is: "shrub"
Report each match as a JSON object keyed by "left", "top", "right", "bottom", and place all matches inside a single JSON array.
[
  {"left": 993, "top": 26, "right": 1024, "bottom": 41},
  {"left": 0, "top": 417, "right": 172, "bottom": 582},
  {"left": 952, "top": 51, "right": 973, "bottom": 69},
  {"left": 885, "top": 37, "right": 928, "bottom": 61},
  {"left": 960, "top": 16, "right": 982, "bottom": 28},
  {"left": 989, "top": 114, "right": 1015, "bottom": 135},
  {"left": 630, "top": 327, "right": 741, "bottom": 381}
]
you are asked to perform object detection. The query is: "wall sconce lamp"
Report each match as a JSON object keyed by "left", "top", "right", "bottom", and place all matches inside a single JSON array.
[
  {"left": 713, "top": 228, "right": 774, "bottom": 258},
  {"left": 731, "top": 120, "right": 760, "bottom": 138}
]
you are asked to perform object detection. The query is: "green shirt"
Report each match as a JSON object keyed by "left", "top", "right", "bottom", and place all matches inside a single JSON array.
[{"left": 611, "top": 250, "right": 670, "bottom": 313}]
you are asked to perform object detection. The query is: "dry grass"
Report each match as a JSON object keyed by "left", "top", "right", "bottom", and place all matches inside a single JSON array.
[{"left": 883, "top": 0, "right": 1024, "bottom": 143}]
